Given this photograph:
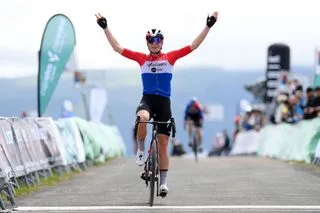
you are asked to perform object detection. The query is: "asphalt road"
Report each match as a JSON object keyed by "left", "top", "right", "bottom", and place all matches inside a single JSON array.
[{"left": 11, "top": 156, "right": 320, "bottom": 213}]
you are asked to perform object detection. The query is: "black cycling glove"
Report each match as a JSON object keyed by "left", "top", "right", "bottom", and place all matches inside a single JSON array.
[
  {"left": 206, "top": 15, "right": 216, "bottom": 28},
  {"left": 97, "top": 17, "right": 107, "bottom": 29}
]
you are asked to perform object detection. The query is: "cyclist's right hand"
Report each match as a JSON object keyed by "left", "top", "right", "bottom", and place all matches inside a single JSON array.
[{"left": 95, "top": 13, "right": 107, "bottom": 29}]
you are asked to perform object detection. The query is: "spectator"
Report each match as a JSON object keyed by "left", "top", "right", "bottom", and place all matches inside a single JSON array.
[
  {"left": 252, "top": 109, "right": 264, "bottom": 131},
  {"left": 242, "top": 110, "right": 255, "bottom": 130},
  {"left": 208, "top": 130, "right": 232, "bottom": 156},
  {"left": 313, "top": 87, "right": 320, "bottom": 117},
  {"left": 274, "top": 94, "right": 289, "bottom": 123},
  {"left": 303, "top": 87, "right": 315, "bottom": 120},
  {"left": 294, "top": 85, "right": 306, "bottom": 107},
  {"left": 286, "top": 95, "right": 298, "bottom": 123},
  {"left": 171, "top": 139, "right": 186, "bottom": 156},
  {"left": 20, "top": 111, "right": 28, "bottom": 118},
  {"left": 222, "top": 130, "right": 232, "bottom": 155},
  {"left": 291, "top": 92, "right": 304, "bottom": 122},
  {"left": 289, "top": 79, "right": 300, "bottom": 94},
  {"left": 208, "top": 132, "right": 224, "bottom": 156},
  {"left": 61, "top": 100, "right": 75, "bottom": 118}
]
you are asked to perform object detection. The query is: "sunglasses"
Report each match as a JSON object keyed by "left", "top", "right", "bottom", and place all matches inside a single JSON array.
[{"left": 147, "top": 37, "right": 162, "bottom": 44}]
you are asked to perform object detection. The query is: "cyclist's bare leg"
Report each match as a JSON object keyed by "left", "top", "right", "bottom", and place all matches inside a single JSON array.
[
  {"left": 186, "top": 120, "right": 194, "bottom": 145},
  {"left": 136, "top": 110, "right": 150, "bottom": 152},
  {"left": 196, "top": 127, "right": 202, "bottom": 146},
  {"left": 158, "top": 134, "right": 169, "bottom": 185}
]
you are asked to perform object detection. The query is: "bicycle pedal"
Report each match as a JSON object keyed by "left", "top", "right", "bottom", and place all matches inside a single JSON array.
[
  {"left": 159, "top": 192, "right": 167, "bottom": 198},
  {"left": 141, "top": 173, "right": 148, "bottom": 181}
]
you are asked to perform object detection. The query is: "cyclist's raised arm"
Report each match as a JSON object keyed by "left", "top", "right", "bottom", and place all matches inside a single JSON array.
[
  {"left": 166, "top": 11, "right": 218, "bottom": 65},
  {"left": 190, "top": 11, "right": 218, "bottom": 51},
  {"left": 96, "top": 13, "right": 124, "bottom": 54}
]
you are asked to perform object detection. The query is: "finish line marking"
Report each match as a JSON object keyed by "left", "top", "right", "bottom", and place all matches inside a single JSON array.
[{"left": 15, "top": 205, "right": 320, "bottom": 211}]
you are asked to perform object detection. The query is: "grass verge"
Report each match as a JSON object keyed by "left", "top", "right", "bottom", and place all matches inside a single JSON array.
[{"left": 287, "top": 160, "right": 320, "bottom": 172}]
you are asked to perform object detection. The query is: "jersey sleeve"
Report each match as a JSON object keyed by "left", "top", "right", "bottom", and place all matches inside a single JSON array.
[
  {"left": 167, "top": 46, "right": 193, "bottom": 65},
  {"left": 121, "top": 48, "right": 147, "bottom": 66}
]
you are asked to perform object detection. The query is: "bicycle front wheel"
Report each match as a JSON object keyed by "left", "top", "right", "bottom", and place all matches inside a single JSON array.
[
  {"left": 193, "top": 134, "right": 198, "bottom": 162},
  {"left": 149, "top": 140, "right": 157, "bottom": 206}
]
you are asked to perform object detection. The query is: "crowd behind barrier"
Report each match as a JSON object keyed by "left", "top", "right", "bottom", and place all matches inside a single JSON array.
[
  {"left": 234, "top": 78, "right": 319, "bottom": 140},
  {"left": 230, "top": 117, "right": 320, "bottom": 165},
  {"left": 0, "top": 116, "right": 126, "bottom": 210}
]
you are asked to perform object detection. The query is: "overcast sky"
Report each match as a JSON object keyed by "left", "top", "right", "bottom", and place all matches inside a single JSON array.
[{"left": 1, "top": 0, "right": 319, "bottom": 77}]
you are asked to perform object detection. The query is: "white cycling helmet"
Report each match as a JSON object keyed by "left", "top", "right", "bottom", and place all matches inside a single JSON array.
[
  {"left": 146, "top": 29, "right": 164, "bottom": 40},
  {"left": 191, "top": 97, "right": 198, "bottom": 102}
]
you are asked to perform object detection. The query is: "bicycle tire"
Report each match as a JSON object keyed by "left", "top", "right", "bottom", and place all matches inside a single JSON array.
[
  {"left": 149, "top": 140, "right": 157, "bottom": 206},
  {"left": 193, "top": 133, "right": 198, "bottom": 162}
]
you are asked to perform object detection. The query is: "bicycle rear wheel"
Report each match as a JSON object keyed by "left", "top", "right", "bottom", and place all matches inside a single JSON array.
[{"left": 149, "top": 140, "right": 157, "bottom": 206}]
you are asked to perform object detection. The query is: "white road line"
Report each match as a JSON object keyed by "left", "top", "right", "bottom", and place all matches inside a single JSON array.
[{"left": 15, "top": 205, "right": 320, "bottom": 211}]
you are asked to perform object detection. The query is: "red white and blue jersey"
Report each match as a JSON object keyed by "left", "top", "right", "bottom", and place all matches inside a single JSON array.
[{"left": 121, "top": 46, "right": 192, "bottom": 98}]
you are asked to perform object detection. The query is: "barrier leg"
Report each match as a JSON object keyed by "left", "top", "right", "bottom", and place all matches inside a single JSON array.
[
  {"left": 79, "top": 162, "right": 87, "bottom": 171},
  {"left": 0, "top": 196, "right": 5, "bottom": 210},
  {"left": 5, "top": 184, "right": 16, "bottom": 207}
]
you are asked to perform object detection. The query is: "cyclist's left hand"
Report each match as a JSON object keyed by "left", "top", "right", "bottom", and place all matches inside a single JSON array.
[{"left": 207, "top": 11, "right": 218, "bottom": 28}]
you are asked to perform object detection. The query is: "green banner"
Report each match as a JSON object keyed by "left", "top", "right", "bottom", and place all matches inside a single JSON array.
[
  {"left": 38, "top": 14, "right": 76, "bottom": 117},
  {"left": 257, "top": 118, "right": 320, "bottom": 163}
]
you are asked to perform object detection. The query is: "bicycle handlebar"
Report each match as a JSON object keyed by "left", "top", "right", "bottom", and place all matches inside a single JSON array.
[{"left": 135, "top": 116, "right": 176, "bottom": 138}]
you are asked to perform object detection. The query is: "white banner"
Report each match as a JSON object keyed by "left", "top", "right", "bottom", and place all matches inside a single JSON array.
[
  {"left": 204, "top": 104, "right": 224, "bottom": 121},
  {"left": 89, "top": 87, "right": 107, "bottom": 122},
  {"left": 230, "top": 130, "right": 260, "bottom": 155}
]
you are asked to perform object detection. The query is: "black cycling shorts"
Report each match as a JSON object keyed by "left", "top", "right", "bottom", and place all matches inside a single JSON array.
[
  {"left": 186, "top": 113, "right": 203, "bottom": 128},
  {"left": 136, "top": 94, "right": 172, "bottom": 136}
]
